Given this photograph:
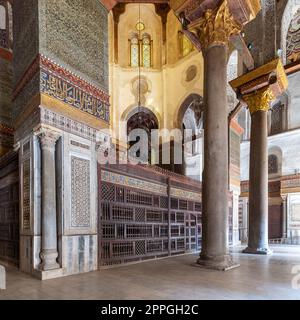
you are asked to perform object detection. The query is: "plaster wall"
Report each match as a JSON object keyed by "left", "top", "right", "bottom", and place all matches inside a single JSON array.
[
  {"left": 288, "top": 72, "right": 300, "bottom": 129},
  {"left": 241, "top": 128, "right": 300, "bottom": 181}
]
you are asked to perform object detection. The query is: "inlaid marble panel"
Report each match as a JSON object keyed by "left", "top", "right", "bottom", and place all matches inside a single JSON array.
[
  {"left": 22, "top": 159, "right": 31, "bottom": 230},
  {"left": 71, "top": 156, "right": 91, "bottom": 228}
]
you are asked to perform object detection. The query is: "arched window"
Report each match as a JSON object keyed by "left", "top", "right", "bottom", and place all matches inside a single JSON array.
[
  {"left": 129, "top": 30, "right": 152, "bottom": 68},
  {"left": 130, "top": 34, "right": 139, "bottom": 67},
  {"left": 270, "top": 103, "right": 284, "bottom": 135},
  {"left": 0, "top": 4, "right": 7, "bottom": 49},
  {"left": 127, "top": 108, "right": 158, "bottom": 164},
  {"left": 141, "top": 34, "right": 151, "bottom": 68},
  {"left": 268, "top": 155, "right": 279, "bottom": 175}
]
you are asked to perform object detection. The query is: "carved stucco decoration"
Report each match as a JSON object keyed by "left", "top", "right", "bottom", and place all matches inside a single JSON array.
[
  {"left": 243, "top": 87, "right": 275, "bottom": 115},
  {"left": 193, "top": 0, "right": 242, "bottom": 50},
  {"left": 131, "top": 76, "right": 150, "bottom": 106}
]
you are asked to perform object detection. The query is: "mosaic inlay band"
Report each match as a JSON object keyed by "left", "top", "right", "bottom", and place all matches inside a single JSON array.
[
  {"left": 101, "top": 170, "right": 168, "bottom": 195},
  {"left": 13, "top": 54, "right": 110, "bottom": 123},
  {"left": 40, "top": 70, "right": 109, "bottom": 122},
  {"left": 170, "top": 187, "right": 201, "bottom": 201}
]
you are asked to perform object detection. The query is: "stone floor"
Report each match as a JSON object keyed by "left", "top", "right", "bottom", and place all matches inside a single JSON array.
[{"left": 1, "top": 245, "right": 300, "bottom": 300}]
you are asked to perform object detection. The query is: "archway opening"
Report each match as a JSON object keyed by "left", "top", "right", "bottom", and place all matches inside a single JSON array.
[
  {"left": 177, "top": 94, "right": 204, "bottom": 180},
  {"left": 127, "top": 107, "right": 159, "bottom": 164}
]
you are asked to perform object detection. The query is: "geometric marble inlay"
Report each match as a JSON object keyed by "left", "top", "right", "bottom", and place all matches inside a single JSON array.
[
  {"left": 71, "top": 156, "right": 91, "bottom": 228},
  {"left": 22, "top": 159, "right": 31, "bottom": 230}
]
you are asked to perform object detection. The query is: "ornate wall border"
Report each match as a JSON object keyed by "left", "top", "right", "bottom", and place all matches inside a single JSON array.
[
  {"left": 101, "top": 170, "right": 168, "bottom": 195},
  {"left": 12, "top": 54, "right": 110, "bottom": 123},
  {"left": 170, "top": 187, "right": 201, "bottom": 201}
]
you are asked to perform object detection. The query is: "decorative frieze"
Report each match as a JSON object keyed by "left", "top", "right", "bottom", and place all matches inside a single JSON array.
[
  {"left": 13, "top": 54, "right": 110, "bottom": 123},
  {"left": 40, "top": 108, "right": 99, "bottom": 142},
  {"left": 15, "top": 107, "right": 107, "bottom": 144},
  {"left": 70, "top": 140, "right": 90, "bottom": 150},
  {"left": 281, "top": 176, "right": 300, "bottom": 191},
  {"left": 170, "top": 187, "right": 201, "bottom": 201},
  {"left": 101, "top": 170, "right": 168, "bottom": 196},
  {"left": 40, "top": 70, "right": 109, "bottom": 122},
  {"left": 71, "top": 157, "right": 91, "bottom": 228}
]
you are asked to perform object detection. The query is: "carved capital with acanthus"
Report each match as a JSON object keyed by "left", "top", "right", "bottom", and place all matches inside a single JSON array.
[
  {"left": 230, "top": 58, "right": 288, "bottom": 116},
  {"left": 35, "top": 127, "right": 61, "bottom": 152},
  {"left": 243, "top": 87, "right": 275, "bottom": 115},
  {"left": 190, "top": 0, "right": 242, "bottom": 50}
]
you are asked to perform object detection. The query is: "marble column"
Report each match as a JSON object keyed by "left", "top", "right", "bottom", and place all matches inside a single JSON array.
[
  {"left": 38, "top": 130, "right": 60, "bottom": 270},
  {"left": 243, "top": 88, "right": 275, "bottom": 255},
  {"left": 282, "top": 195, "right": 287, "bottom": 239},
  {"left": 195, "top": 3, "right": 241, "bottom": 270}
]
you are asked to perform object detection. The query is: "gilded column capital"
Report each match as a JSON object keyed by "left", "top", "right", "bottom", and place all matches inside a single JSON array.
[
  {"left": 244, "top": 87, "right": 275, "bottom": 115},
  {"left": 196, "top": 0, "right": 242, "bottom": 50}
]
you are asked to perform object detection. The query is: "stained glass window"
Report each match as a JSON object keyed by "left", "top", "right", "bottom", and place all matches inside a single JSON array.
[
  {"left": 268, "top": 155, "right": 278, "bottom": 175},
  {"left": 130, "top": 32, "right": 152, "bottom": 68},
  {"left": 142, "top": 36, "right": 151, "bottom": 68},
  {"left": 130, "top": 37, "right": 139, "bottom": 67},
  {"left": 271, "top": 103, "right": 283, "bottom": 135}
]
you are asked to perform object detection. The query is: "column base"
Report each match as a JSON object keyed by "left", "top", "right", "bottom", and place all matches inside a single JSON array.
[
  {"left": 242, "top": 247, "right": 273, "bottom": 255},
  {"left": 33, "top": 268, "right": 64, "bottom": 280},
  {"left": 39, "top": 249, "right": 60, "bottom": 271},
  {"left": 196, "top": 255, "right": 240, "bottom": 271},
  {"left": 0, "top": 265, "right": 6, "bottom": 290}
]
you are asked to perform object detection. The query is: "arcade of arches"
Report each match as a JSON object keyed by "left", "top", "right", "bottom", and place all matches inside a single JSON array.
[{"left": 1, "top": 0, "right": 300, "bottom": 299}]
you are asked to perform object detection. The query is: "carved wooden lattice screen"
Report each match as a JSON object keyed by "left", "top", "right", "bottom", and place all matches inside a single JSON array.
[
  {"left": 0, "top": 151, "right": 19, "bottom": 266},
  {"left": 98, "top": 165, "right": 202, "bottom": 267}
]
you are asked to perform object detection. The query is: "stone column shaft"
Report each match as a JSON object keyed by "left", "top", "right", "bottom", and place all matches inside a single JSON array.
[
  {"left": 201, "top": 44, "right": 229, "bottom": 259},
  {"left": 230, "top": 57, "right": 288, "bottom": 255},
  {"left": 282, "top": 196, "right": 287, "bottom": 238},
  {"left": 38, "top": 130, "right": 60, "bottom": 271},
  {"left": 243, "top": 88, "right": 274, "bottom": 255},
  {"left": 195, "top": 1, "right": 241, "bottom": 270}
]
